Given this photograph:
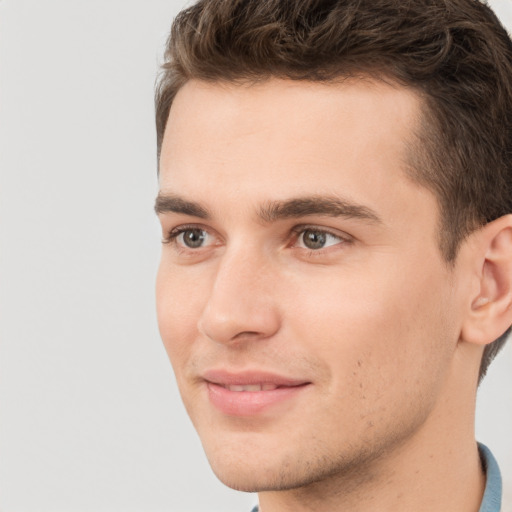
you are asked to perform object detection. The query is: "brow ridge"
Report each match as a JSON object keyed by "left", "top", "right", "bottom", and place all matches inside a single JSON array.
[
  {"left": 154, "top": 194, "right": 209, "bottom": 219},
  {"left": 155, "top": 193, "right": 381, "bottom": 224},
  {"left": 258, "top": 196, "right": 381, "bottom": 223}
]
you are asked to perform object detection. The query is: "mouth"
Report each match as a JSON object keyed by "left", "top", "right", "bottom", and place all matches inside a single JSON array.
[{"left": 202, "top": 370, "right": 311, "bottom": 416}]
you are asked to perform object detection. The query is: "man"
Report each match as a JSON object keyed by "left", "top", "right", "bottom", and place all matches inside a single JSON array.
[{"left": 154, "top": 0, "right": 511, "bottom": 510}]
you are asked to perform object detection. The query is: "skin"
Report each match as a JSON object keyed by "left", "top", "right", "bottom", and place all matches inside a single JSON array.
[{"left": 156, "top": 78, "right": 512, "bottom": 512}]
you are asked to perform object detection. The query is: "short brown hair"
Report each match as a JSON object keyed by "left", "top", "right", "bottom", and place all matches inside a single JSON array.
[{"left": 155, "top": 0, "right": 512, "bottom": 381}]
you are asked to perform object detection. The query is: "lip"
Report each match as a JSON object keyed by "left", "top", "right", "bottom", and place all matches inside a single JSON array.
[{"left": 203, "top": 370, "right": 311, "bottom": 416}]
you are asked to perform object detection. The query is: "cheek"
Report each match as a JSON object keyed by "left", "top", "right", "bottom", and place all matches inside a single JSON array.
[
  {"left": 283, "top": 260, "right": 455, "bottom": 445},
  {"left": 287, "top": 256, "right": 454, "bottom": 390},
  {"left": 155, "top": 262, "right": 205, "bottom": 365}
]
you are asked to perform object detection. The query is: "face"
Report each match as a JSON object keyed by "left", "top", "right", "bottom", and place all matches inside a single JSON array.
[{"left": 156, "top": 79, "right": 465, "bottom": 492}]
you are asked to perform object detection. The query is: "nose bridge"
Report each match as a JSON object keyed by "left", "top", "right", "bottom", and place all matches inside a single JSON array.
[{"left": 198, "top": 243, "right": 280, "bottom": 344}]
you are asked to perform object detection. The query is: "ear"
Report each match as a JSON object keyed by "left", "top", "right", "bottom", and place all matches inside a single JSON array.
[{"left": 461, "top": 214, "right": 512, "bottom": 346}]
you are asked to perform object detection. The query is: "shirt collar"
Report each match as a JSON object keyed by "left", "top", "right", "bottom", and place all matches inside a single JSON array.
[{"left": 478, "top": 443, "right": 503, "bottom": 512}]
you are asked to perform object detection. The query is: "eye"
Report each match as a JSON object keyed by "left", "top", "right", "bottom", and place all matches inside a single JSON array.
[
  {"left": 296, "top": 228, "right": 344, "bottom": 250},
  {"left": 179, "top": 228, "right": 207, "bottom": 248},
  {"left": 165, "top": 227, "right": 214, "bottom": 249}
]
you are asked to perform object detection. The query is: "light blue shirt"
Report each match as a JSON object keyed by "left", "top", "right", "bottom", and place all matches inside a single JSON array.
[
  {"left": 250, "top": 443, "right": 502, "bottom": 512},
  {"left": 479, "top": 443, "right": 502, "bottom": 512}
]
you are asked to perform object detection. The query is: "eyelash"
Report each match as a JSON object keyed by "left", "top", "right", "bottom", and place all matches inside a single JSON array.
[
  {"left": 162, "top": 224, "right": 208, "bottom": 245},
  {"left": 289, "top": 225, "right": 352, "bottom": 256},
  {"left": 162, "top": 224, "right": 352, "bottom": 252}
]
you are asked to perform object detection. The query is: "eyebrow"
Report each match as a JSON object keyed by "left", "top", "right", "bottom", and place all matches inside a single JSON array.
[
  {"left": 259, "top": 196, "right": 382, "bottom": 224},
  {"left": 154, "top": 194, "right": 210, "bottom": 218},
  {"left": 155, "top": 193, "right": 382, "bottom": 224}
]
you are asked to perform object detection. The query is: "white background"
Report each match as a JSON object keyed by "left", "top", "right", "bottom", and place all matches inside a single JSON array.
[{"left": 0, "top": 1, "right": 511, "bottom": 511}]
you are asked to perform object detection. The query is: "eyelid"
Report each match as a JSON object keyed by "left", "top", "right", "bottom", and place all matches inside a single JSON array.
[
  {"left": 161, "top": 222, "right": 353, "bottom": 252},
  {"left": 288, "top": 225, "right": 355, "bottom": 257},
  {"left": 162, "top": 223, "right": 215, "bottom": 246},
  {"left": 290, "top": 224, "right": 353, "bottom": 243}
]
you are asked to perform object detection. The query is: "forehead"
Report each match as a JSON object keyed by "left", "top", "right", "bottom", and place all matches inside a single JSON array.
[{"left": 159, "top": 78, "right": 428, "bottom": 221}]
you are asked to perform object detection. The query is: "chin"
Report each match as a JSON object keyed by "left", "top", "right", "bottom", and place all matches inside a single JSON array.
[
  {"left": 198, "top": 420, "right": 417, "bottom": 495},
  {"left": 208, "top": 458, "right": 301, "bottom": 493},
  {"left": 211, "top": 470, "right": 272, "bottom": 493},
  {"left": 202, "top": 437, "right": 349, "bottom": 494},
  {"left": 202, "top": 437, "right": 305, "bottom": 492}
]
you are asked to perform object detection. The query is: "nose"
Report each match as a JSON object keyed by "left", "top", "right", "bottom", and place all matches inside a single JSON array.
[{"left": 197, "top": 248, "right": 281, "bottom": 345}]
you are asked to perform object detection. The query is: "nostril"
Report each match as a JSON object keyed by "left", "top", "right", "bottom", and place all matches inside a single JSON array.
[{"left": 233, "top": 331, "right": 262, "bottom": 340}]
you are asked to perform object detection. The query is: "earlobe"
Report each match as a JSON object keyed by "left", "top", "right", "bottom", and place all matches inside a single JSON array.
[{"left": 461, "top": 214, "right": 512, "bottom": 346}]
